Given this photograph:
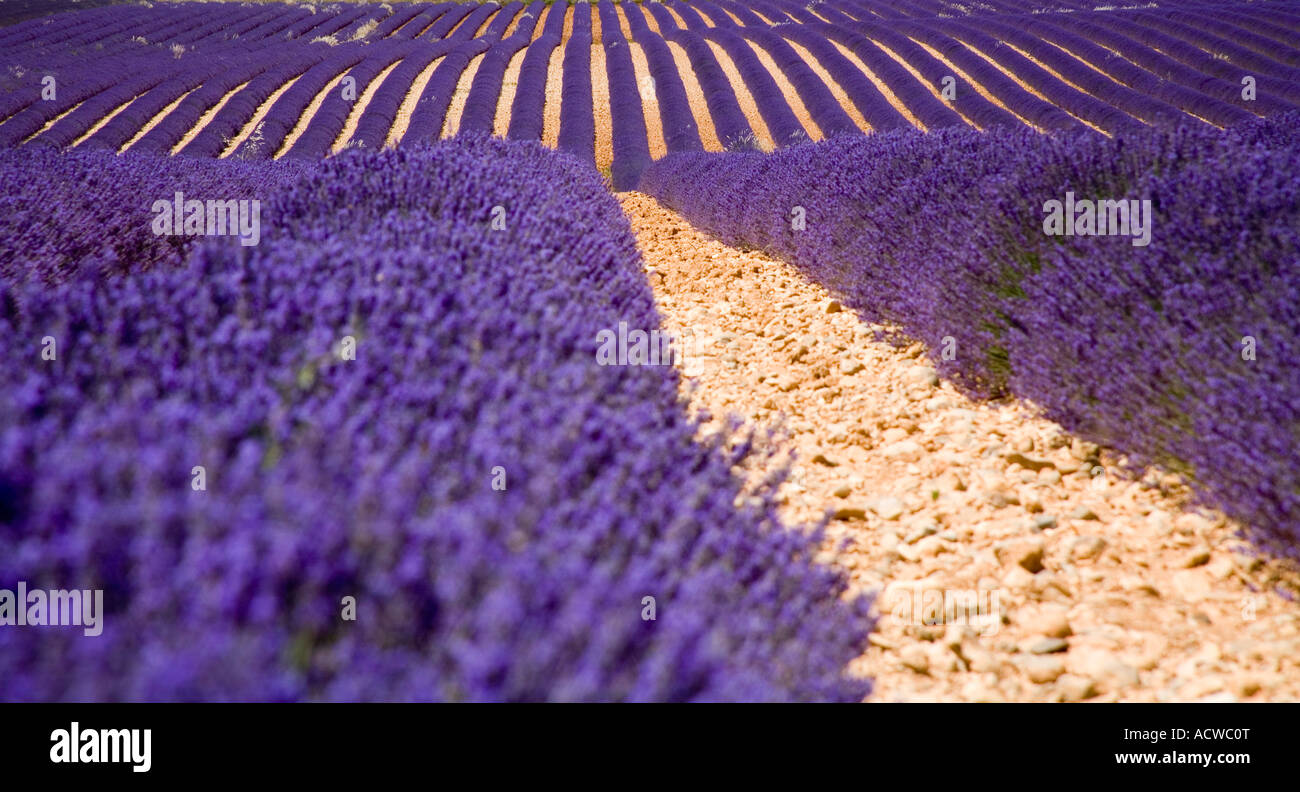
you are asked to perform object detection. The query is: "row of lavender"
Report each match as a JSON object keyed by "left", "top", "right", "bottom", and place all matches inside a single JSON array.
[
  {"left": 0, "top": 137, "right": 872, "bottom": 701},
  {"left": 639, "top": 113, "right": 1300, "bottom": 564},
  {"left": 5, "top": 1, "right": 1300, "bottom": 191}
]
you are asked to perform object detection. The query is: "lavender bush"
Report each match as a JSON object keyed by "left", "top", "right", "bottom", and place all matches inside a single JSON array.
[
  {"left": 556, "top": 2, "right": 595, "bottom": 165},
  {"left": 0, "top": 146, "right": 309, "bottom": 283},
  {"left": 640, "top": 114, "right": 1300, "bottom": 562},
  {"left": 456, "top": 4, "right": 540, "bottom": 137},
  {"left": 505, "top": 0, "right": 565, "bottom": 143},
  {"left": 628, "top": 4, "right": 705, "bottom": 153},
  {"left": 0, "top": 137, "right": 873, "bottom": 701},
  {"left": 598, "top": 1, "right": 654, "bottom": 188}
]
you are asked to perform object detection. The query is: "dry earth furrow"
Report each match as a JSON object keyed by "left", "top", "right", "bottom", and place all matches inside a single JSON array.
[
  {"left": 220, "top": 75, "right": 301, "bottom": 157},
  {"left": 69, "top": 94, "right": 138, "bottom": 148},
  {"left": 744, "top": 39, "right": 823, "bottom": 141},
  {"left": 442, "top": 50, "right": 486, "bottom": 139},
  {"left": 333, "top": 59, "right": 403, "bottom": 152},
  {"left": 829, "top": 40, "right": 929, "bottom": 130},
  {"left": 592, "top": 42, "right": 614, "bottom": 174},
  {"left": 615, "top": 3, "right": 634, "bottom": 41},
  {"left": 171, "top": 80, "right": 249, "bottom": 154},
  {"left": 785, "top": 37, "right": 873, "bottom": 133},
  {"left": 638, "top": 3, "right": 662, "bottom": 36},
  {"left": 907, "top": 37, "right": 1044, "bottom": 132},
  {"left": 541, "top": 33, "right": 567, "bottom": 148},
  {"left": 494, "top": 47, "right": 528, "bottom": 137},
  {"left": 388, "top": 54, "right": 445, "bottom": 147},
  {"left": 705, "top": 40, "right": 776, "bottom": 151},
  {"left": 628, "top": 41, "right": 667, "bottom": 159},
  {"left": 530, "top": 5, "right": 551, "bottom": 43},
  {"left": 667, "top": 39, "right": 722, "bottom": 151},
  {"left": 122, "top": 86, "right": 197, "bottom": 153},
  {"left": 275, "top": 69, "right": 351, "bottom": 157}
]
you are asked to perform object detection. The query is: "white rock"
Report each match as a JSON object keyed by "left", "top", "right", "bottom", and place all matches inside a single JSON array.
[
  {"left": 881, "top": 427, "right": 910, "bottom": 443},
  {"left": 1057, "top": 674, "right": 1098, "bottom": 702},
  {"left": 899, "top": 644, "right": 930, "bottom": 674},
  {"left": 871, "top": 497, "right": 905, "bottom": 521},
  {"left": 1068, "top": 649, "right": 1139, "bottom": 693},
  {"left": 1070, "top": 535, "right": 1107, "bottom": 561},
  {"left": 965, "top": 647, "right": 1001, "bottom": 674},
  {"left": 960, "top": 679, "right": 1001, "bottom": 702},
  {"left": 908, "top": 366, "right": 939, "bottom": 387},
  {"left": 1020, "top": 604, "right": 1072, "bottom": 638},
  {"left": 881, "top": 440, "right": 924, "bottom": 463},
  {"left": 1170, "top": 569, "right": 1211, "bottom": 602},
  {"left": 1175, "top": 513, "right": 1214, "bottom": 536},
  {"left": 1020, "top": 655, "right": 1066, "bottom": 684}
]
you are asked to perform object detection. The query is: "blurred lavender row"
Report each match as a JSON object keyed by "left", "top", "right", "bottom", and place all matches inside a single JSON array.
[{"left": 0, "top": 138, "right": 873, "bottom": 701}]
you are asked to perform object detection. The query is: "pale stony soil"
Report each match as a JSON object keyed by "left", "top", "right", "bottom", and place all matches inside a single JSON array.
[
  {"left": 276, "top": 69, "right": 349, "bottom": 156},
  {"left": 442, "top": 51, "right": 486, "bottom": 139},
  {"left": 220, "top": 76, "right": 299, "bottom": 157},
  {"left": 334, "top": 61, "right": 400, "bottom": 153},
  {"left": 705, "top": 40, "right": 776, "bottom": 151},
  {"left": 503, "top": 6, "right": 531, "bottom": 40},
  {"left": 171, "top": 80, "right": 248, "bottom": 153},
  {"left": 626, "top": 41, "right": 667, "bottom": 159},
  {"left": 71, "top": 95, "right": 134, "bottom": 148},
  {"left": 540, "top": 39, "right": 566, "bottom": 148},
  {"left": 494, "top": 49, "right": 527, "bottom": 138},
  {"left": 744, "top": 40, "right": 822, "bottom": 142},
  {"left": 636, "top": 2, "right": 663, "bottom": 36},
  {"left": 834, "top": 39, "right": 933, "bottom": 131},
  {"left": 388, "top": 55, "right": 444, "bottom": 147},
  {"left": 126, "top": 87, "right": 198, "bottom": 152},
  {"left": 910, "top": 37, "right": 1044, "bottom": 133},
  {"left": 667, "top": 40, "right": 722, "bottom": 151},
  {"left": 619, "top": 191, "right": 1300, "bottom": 703},
  {"left": 592, "top": 44, "right": 614, "bottom": 175},
  {"left": 786, "top": 39, "right": 873, "bottom": 133},
  {"left": 41, "top": 4, "right": 905, "bottom": 158},
  {"left": 615, "top": 4, "right": 635, "bottom": 41}
]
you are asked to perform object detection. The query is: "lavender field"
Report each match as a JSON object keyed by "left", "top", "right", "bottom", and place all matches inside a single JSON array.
[{"left": 1, "top": 0, "right": 1298, "bottom": 704}]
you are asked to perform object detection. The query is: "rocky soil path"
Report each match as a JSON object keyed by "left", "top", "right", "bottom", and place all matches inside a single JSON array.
[{"left": 620, "top": 191, "right": 1300, "bottom": 702}]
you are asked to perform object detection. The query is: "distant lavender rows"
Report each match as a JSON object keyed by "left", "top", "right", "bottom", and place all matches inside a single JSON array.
[
  {"left": 2, "top": 1, "right": 1299, "bottom": 187},
  {"left": 639, "top": 112, "right": 1300, "bottom": 564},
  {"left": 0, "top": 138, "right": 873, "bottom": 701}
]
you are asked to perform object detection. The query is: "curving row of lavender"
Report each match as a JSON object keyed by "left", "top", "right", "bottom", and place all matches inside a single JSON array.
[
  {"left": 556, "top": 3, "right": 596, "bottom": 165},
  {"left": 506, "top": 0, "right": 567, "bottom": 142},
  {"left": 599, "top": 1, "right": 653, "bottom": 188},
  {"left": 0, "top": 137, "right": 872, "bottom": 701},
  {"left": 0, "top": 144, "right": 309, "bottom": 284},
  {"left": 639, "top": 113, "right": 1300, "bottom": 565},
  {"left": 457, "top": 3, "right": 540, "bottom": 136}
]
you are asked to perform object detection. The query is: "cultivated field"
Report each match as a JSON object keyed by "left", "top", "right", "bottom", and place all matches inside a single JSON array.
[
  {"left": 5, "top": 0, "right": 1299, "bottom": 185},
  {"left": 1, "top": 0, "right": 1298, "bottom": 703}
]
